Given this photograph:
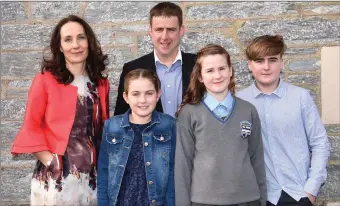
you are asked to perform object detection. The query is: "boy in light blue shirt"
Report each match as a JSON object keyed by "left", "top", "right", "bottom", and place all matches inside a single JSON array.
[{"left": 237, "top": 35, "right": 330, "bottom": 206}]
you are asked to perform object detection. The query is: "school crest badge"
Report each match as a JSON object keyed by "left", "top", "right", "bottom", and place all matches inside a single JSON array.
[{"left": 240, "top": 121, "right": 252, "bottom": 138}]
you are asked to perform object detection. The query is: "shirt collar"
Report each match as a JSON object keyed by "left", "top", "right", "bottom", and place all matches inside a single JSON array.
[
  {"left": 154, "top": 49, "right": 182, "bottom": 66},
  {"left": 203, "top": 90, "right": 234, "bottom": 111},
  {"left": 251, "top": 79, "right": 285, "bottom": 98}
]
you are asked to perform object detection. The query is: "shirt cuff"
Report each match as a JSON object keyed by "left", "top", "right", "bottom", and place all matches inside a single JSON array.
[{"left": 304, "top": 178, "right": 322, "bottom": 197}]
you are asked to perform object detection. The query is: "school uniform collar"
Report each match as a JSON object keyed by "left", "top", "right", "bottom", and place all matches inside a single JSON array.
[{"left": 203, "top": 90, "right": 233, "bottom": 111}]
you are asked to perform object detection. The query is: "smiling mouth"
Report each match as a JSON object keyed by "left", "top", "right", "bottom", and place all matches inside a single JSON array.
[{"left": 138, "top": 106, "right": 148, "bottom": 109}]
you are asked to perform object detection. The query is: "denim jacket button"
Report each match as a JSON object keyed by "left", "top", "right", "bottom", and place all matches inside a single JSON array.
[
  {"left": 146, "top": 162, "right": 151, "bottom": 166},
  {"left": 151, "top": 200, "right": 156, "bottom": 204},
  {"left": 149, "top": 181, "right": 153, "bottom": 185},
  {"left": 112, "top": 138, "right": 116, "bottom": 143},
  {"left": 160, "top": 136, "right": 164, "bottom": 141},
  {"left": 144, "top": 142, "right": 149, "bottom": 147}
]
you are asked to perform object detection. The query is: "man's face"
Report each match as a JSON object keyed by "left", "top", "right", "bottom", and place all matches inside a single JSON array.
[
  {"left": 248, "top": 54, "right": 283, "bottom": 90},
  {"left": 148, "top": 16, "right": 184, "bottom": 62}
]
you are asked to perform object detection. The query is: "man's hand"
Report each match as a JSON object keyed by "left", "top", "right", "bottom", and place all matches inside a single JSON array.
[{"left": 306, "top": 192, "right": 316, "bottom": 203}]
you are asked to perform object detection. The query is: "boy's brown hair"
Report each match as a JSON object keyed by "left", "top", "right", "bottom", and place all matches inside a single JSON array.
[
  {"left": 149, "top": 2, "right": 183, "bottom": 27},
  {"left": 246, "top": 35, "right": 287, "bottom": 60}
]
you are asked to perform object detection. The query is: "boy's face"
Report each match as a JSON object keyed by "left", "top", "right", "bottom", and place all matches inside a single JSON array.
[{"left": 248, "top": 54, "right": 283, "bottom": 91}]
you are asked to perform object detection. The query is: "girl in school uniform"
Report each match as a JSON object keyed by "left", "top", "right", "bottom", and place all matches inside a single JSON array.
[
  {"left": 175, "top": 44, "right": 266, "bottom": 206},
  {"left": 97, "top": 69, "right": 175, "bottom": 206}
]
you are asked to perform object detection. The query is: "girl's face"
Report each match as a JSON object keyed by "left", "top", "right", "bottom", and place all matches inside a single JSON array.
[
  {"left": 123, "top": 78, "right": 161, "bottom": 123},
  {"left": 199, "top": 54, "right": 232, "bottom": 101}
]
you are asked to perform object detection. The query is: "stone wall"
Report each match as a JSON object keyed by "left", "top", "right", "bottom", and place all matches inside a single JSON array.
[{"left": 1, "top": 2, "right": 339, "bottom": 205}]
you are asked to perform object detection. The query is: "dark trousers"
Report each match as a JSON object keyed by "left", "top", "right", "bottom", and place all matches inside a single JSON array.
[
  {"left": 192, "top": 199, "right": 261, "bottom": 206},
  {"left": 266, "top": 191, "right": 313, "bottom": 206}
]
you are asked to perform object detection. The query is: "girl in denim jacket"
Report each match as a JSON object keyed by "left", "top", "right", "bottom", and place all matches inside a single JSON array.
[{"left": 98, "top": 69, "right": 176, "bottom": 206}]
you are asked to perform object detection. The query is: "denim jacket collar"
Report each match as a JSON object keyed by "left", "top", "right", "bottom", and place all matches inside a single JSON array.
[{"left": 120, "top": 109, "right": 162, "bottom": 128}]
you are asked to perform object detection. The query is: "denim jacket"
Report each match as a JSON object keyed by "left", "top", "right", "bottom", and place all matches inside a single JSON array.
[{"left": 97, "top": 110, "right": 176, "bottom": 206}]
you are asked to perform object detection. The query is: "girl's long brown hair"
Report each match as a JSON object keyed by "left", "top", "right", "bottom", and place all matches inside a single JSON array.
[{"left": 176, "top": 44, "right": 235, "bottom": 116}]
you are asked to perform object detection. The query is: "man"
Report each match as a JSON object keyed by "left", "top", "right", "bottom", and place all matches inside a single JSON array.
[
  {"left": 237, "top": 35, "right": 330, "bottom": 206},
  {"left": 114, "top": 2, "right": 196, "bottom": 117}
]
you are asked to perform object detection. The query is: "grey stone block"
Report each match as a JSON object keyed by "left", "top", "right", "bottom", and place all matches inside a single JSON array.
[
  {"left": 303, "top": 4, "right": 340, "bottom": 14},
  {"left": 0, "top": 2, "right": 28, "bottom": 22},
  {"left": 237, "top": 17, "right": 340, "bottom": 46},
  {"left": 287, "top": 74, "right": 320, "bottom": 85},
  {"left": 1, "top": 51, "right": 42, "bottom": 77},
  {"left": 104, "top": 48, "right": 135, "bottom": 70},
  {"left": 1, "top": 100, "right": 27, "bottom": 121},
  {"left": 1, "top": 24, "right": 53, "bottom": 50},
  {"left": 326, "top": 125, "right": 340, "bottom": 134},
  {"left": 93, "top": 26, "right": 135, "bottom": 47},
  {"left": 285, "top": 47, "right": 318, "bottom": 56},
  {"left": 8, "top": 80, "right": 32, "bottom": 88},
  {"left": 136, "top": 35, "right": 153, "bottom": 57},
  {"left": 31, "top": 2, "right": 81, "bottom": 20},
  {"left": 318, "top": 164, "right": 340, "bottom": 199},
  {"left": 0, "top": 165, "right": 33, "bottom": 203},
  {"left": 1, "top": 121, "right": 22, "bottom": 146},
  {"left": 84, "top": 2, "right": 155, "bottom": 24},
  {"left": 108, "top": 69, "right": 124, "bottom": 89},
  {"left": 119, "top": 24, "right": 148, "bottom": 32},
  {"left": 181, "top": 32, "right": 239, "bottom": 55},
  {"left": 109, "top": 89, "right": 118, "bottom": 114},
  {"left": 6, "top": 88, "right": 30, "bottom": 100},
  {"left": 329, "top": 136, "right": 340, "bottom": 161},
  {"left": 288, "top": 59, "right": 320, "bottom": 71},
  {"left": 232, "top": 60, "right": 253, "bottom": 90},
  {"left": 186, "top": 2, "right": 297, "bottom": 20},
  {"left": 186, "top": 22, "right": 233, "bottom": 30}
]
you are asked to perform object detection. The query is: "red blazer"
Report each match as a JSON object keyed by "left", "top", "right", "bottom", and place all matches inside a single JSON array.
[{"left": 12, "top": 72, "right": 110, "bottom": 155}]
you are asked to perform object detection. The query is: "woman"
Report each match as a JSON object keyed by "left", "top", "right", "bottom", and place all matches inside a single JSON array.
[{"left": 11, "top": 15, "right": 110, "bottom": 205}]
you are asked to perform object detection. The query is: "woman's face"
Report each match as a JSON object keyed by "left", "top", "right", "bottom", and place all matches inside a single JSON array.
[{"left": 59, "top": 21, "right": 89, "bottom": 67}]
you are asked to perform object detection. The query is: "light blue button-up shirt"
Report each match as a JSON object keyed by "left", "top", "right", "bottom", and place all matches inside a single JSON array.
[
  {"left": 203, "top": 90, "right": 234, "bottom": 119},
  {"left": 236, "top": 80, "right": 330, "bottom": 205},
  {"left": 155, "top": 50, "right": 182, "bottom": 118}
]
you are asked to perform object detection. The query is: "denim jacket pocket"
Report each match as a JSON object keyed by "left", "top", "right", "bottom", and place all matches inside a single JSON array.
[
  {"left": 152, "top": 133, "right": 172, "bottom": 159},
  {"left": 153, "top": 133, "right": 172, "bottom": 143},
  {"left": 105, "top": 133, "right": 123, "bottom": 145}
]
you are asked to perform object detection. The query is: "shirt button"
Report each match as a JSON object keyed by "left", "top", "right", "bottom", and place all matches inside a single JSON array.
[
  {"left": 168, "top": 101, "right": 171, "bottom": 104},
  {"left": 149, "top": 181, "right": 153, "bottom": 185},
  {"left": 167, "top": 85, "right": 170, "bottom": 87},
  {"left": 146, "top": 162, "right": 151, "bottom": 166},
  {"left": 144, "top": 142, "right": 149, "bottom": 147}
]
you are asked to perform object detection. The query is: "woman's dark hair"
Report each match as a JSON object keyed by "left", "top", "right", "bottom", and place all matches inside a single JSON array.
[
  {"left": 41, "top": 15, "right": 108, "bottom": 86},
  {"left": 176, "top": 44, "right": 235, "bottom": 116}
]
